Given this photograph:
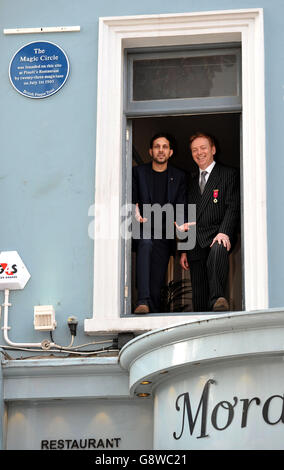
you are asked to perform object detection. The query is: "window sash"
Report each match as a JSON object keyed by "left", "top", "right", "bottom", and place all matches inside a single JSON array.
[{"left": 126, "top": 45, "right": 242, "bottom": 116}]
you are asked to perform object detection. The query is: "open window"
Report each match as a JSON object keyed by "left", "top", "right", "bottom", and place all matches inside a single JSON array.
[
  {"left": 84, "top": 10, "right": 267, "bottom": 336},
  {"left": 129, "top": 114, "right": 242, "bottom": 314},
  {"left": 124, "top": 45, "right": 242, "bottom": 315}
]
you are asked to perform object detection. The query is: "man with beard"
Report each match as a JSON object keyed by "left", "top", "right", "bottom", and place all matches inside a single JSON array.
[{"left": 132, "top": 133, "right": 187, "bottom": 314}]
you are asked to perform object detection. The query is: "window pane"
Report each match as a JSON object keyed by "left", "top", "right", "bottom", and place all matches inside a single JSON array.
[{"left": 133, "top": 54, "right": 238, "bottom": 101}]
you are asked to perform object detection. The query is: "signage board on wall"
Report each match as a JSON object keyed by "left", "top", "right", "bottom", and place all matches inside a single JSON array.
[
  {"left": 154, "top": 358, "right": 284, "bottom": 450},
  {"left": 9, "top": 41, "right": 69, "bottom": 98},
  {"left": 0, "top": 251, "right": 30, "bottom": 290},
  {"left": 6, "top": 399, "right": 153, "bottom": 450}
]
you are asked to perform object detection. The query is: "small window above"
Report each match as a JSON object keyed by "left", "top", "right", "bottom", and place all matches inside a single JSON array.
[
  {"left": 126, "top": 45, "right": 241, "bottom": 116},
  {"left": 133, "top": 54, "right": 238, "bottom": 100}
]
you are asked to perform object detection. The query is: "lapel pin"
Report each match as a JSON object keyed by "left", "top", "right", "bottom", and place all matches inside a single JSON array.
[{"left": 213, "top": 189, "right": 219, "bottom": 203}]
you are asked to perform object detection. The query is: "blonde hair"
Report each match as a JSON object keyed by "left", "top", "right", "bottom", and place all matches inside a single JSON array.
[{"left": 189, "top": 132, "right": 215, "bottom": 149}]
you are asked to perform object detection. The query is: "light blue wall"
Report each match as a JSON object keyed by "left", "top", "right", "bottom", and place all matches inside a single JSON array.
[{"left": 0, "top": 0, "right": 283, "bottom": 348}]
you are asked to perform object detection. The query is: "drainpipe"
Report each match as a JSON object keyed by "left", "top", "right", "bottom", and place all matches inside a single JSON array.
[{"left": 2, "top": 289, "right": 55, "bottom": 349}]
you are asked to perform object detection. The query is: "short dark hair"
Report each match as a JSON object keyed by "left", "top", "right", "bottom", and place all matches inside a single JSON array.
[
  {"left": 150, "top": 132, "right": 174, "bottom": 149},
  {"left": 189, "top": 131, "right": 216, "bottom": 149}
]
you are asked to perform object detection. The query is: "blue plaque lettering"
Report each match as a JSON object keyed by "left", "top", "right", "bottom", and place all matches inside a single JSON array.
[{"left": 9, "top": 41, "right": 69, "bottom": 99}]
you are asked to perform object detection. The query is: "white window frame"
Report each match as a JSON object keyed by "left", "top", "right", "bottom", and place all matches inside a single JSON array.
[{"left": 85, "top": 8, "right": 267, "bottom": 335}]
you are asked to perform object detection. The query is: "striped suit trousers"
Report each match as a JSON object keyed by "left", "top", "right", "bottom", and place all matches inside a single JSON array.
[{"left": 189, "top": 242, "right": 229, "bottom": 312}]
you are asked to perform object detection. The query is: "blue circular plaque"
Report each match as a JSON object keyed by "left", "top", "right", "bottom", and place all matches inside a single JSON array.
[{"left": 9, "top": 41, "right": 69, "bottom": 99}]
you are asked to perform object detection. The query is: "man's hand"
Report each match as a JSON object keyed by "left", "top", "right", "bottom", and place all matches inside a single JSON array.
[
  {"left": 180, "top": 252, "right": 189, "bottom": 271},
  {"left": 210, "top": 233, "right": 231, "bottom": 251},
  {"left": 175, "top": 221, "right": 196, "bottom": 232},
  {"left": 135, "top": 203, "right": 147, "bottom": 223}
]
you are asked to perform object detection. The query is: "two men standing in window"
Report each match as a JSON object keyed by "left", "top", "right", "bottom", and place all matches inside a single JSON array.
[{"left": 132, "top": 131, "right": 240, "bottom": 314}]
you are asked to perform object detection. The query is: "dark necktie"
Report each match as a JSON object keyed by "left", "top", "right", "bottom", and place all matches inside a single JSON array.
[{"left": 199, "top": 170, "right": 208, "bottom": 195}]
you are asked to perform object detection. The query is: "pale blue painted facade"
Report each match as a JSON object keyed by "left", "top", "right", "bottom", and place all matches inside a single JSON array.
[
  {"left": 0, "top": 0, "right": 283, "bottom": 345},
  {"left": 0, "top": 0, "right": 284, "bottom": 451}
]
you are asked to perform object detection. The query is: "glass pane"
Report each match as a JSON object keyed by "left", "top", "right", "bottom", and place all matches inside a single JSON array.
[{"left": 133, "top": 54, "right": 238, "bottom": 101}]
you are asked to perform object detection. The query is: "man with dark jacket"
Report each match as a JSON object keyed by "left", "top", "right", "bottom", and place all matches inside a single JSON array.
[
  {"left": 132, "top": 133, "right": 187, "bottom": 314},
  {"left": 179, "top": 132, "right": 240, "bottom": 312}
]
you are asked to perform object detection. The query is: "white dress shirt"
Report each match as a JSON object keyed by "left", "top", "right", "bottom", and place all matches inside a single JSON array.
[{"left": 199, "top": 160, "right": 216, "bottom": 185}]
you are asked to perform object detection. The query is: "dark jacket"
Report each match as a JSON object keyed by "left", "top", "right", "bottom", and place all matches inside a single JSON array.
[
  {"left": 187, "top": 162, "right": 240, "bottom": 258},
  {"left": 132, "top": 162, "right": 187, "bottom": 251}
]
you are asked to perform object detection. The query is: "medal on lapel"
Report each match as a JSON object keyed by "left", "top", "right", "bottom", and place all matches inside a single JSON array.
[{"left": 213, "top": 189, "right": 219, "bottom": 203}]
